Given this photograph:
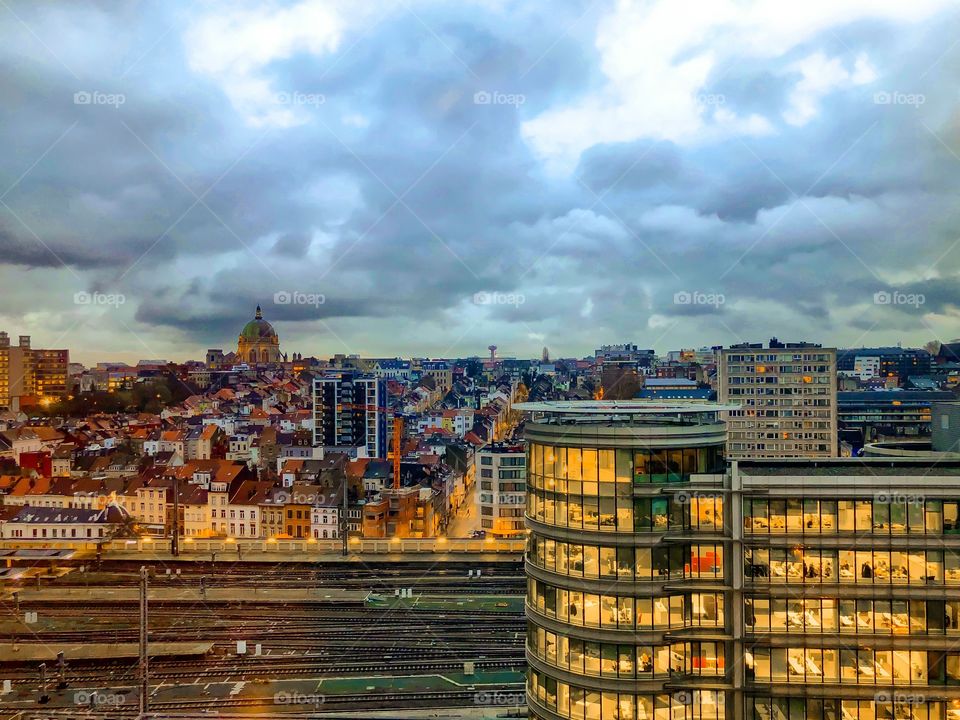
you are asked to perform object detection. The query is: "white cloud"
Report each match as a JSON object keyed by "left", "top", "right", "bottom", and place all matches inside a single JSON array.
[
  {"left": 783, "top": 52, "right": 876, "bottom": 126},
  {"left": 184, "top": 1, "right": 382, "bottom": 127},
  {"left": 522, "top": 0, "right": 951, "bottom": 174}
]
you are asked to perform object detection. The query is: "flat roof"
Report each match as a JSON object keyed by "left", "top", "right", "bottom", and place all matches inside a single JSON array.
[
  {"left": 738, "top": 458, "right": 960, "bottom": 476},
  {"left": 514, "top": 400, "right": 738, "bottom": 414}
]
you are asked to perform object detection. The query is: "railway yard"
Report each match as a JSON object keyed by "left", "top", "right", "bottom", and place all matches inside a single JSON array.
[{"left": 0, "top": 555, "right": 526, "bottom": 718}]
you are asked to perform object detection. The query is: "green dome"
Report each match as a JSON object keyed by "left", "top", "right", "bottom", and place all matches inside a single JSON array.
[{"left": 240, "top": 306, "right": 277, "bottom": 340}]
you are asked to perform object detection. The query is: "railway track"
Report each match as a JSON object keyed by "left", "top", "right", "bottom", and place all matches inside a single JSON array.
[{"left": 3, "top": 686, "right": 528, "bottom": 716}]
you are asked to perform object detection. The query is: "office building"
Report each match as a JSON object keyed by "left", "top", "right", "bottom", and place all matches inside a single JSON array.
[
  {"left": 0, "top": 333, "right": 69, "bottom": 410},
  {"left": 312, "top": 372, "right": 388, "bottom": 459},
  {"left": 838, "top": 390, "right": 953, "bottom": 445},
  {"left": 476, "top": 442, "right": 526, "bottom": 537},
  {"left": 519, "top": 400, "right": 960, "bottom": 719},
  {"left": 739, "top": 458, "right": 960, "bottom": 719},
  {"left": 595, "top": 344, "right": 656, "bottom": 367},
  {"left": 521, "top": 401, "right": 730, "bottom": 720},
  {"left": 837, "top": 347, "right": 932, "bottom": 381},
  {"left": 718, "top": 338, "right": 837, "bottom": 458}
]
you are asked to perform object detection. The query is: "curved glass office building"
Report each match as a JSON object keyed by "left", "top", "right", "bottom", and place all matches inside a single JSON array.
[{"left": 519, "top": 401, "right": 734, "bottom": 720}]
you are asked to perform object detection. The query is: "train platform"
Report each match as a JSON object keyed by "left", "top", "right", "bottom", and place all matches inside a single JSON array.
[
  {"left": 0, "top": 537, "right": 526, "bottom": 560},
  {"left": 0, "top": 641, "right": 213, "bottom": 663}
]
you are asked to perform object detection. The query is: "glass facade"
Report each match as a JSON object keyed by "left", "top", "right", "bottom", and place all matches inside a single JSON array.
[
  {"left": 742, "top": 483, "right": 960, "bottom": 719},
  {"left": 523, "top": 408, "right": 730, "bottom": 720}
]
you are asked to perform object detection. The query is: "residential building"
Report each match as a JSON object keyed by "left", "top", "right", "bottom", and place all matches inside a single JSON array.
[
  {"left": 476, "top": 442, "right": 526, "bottom": 537},
  {"left": 313, "top": 372, "right": 388, "bottom": 458},
  {"left": 0, "top": 333, "right": 69, "bottom": 410},
  {"left": 1, "top": 504, "right": 127, "bottom": 541},
  {"left": 718, "top": 338, "right": 837, "bottom": 458}
]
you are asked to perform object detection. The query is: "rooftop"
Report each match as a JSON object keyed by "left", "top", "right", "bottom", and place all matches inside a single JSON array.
[
  {"left": 515, "top": 400, "right": 737, "bottom": 415},
  {"left": 738, "top": 458, "right": 960, "bottom": 476}
]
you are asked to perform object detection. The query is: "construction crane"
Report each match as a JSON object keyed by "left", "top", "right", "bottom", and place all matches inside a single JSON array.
[{"left": 392, "top": 415, "right": 402, "bottom": 490}]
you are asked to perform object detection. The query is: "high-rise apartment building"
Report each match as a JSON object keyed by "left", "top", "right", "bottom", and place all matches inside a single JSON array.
[
  {"left": 718, "top": 338, "right": 837, "bottom": 458},
  {"left": 0, "top": 333, "right": 69, "bottom": 410},
  {"left": 312, "top": 372, "right": 388, "bottom": 458},
  {"left": 520, "top": 400, "right": 960, "bottom": 720},
  {"left": 476, "top": 442, "right": 526, "bottom": 537}
]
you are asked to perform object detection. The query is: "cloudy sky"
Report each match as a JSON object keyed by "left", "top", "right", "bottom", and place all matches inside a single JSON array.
[{"left": 2, "top": 0, "right": 960, "bottom": 365}]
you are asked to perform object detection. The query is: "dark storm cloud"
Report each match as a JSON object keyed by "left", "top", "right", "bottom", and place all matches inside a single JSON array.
[{"left": 2, "top": 0, "right": 960, "bottom": 360}]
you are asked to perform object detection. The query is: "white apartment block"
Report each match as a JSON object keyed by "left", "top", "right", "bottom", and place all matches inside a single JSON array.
[
  {"left": 476, "top": 443, "right": 526, "bottom": 537},
  {"left": 719, "top": 340, "right": 837, "bottom": 458}
]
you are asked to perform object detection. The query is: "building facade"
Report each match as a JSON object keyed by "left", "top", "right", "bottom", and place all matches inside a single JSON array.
[
  {"left": 838, "top": 390, "right": 953, "bottom": 445},
  {"left": 520, "top": 400, "right": 960, "bottom": 719},
  {"left": 476, "top": 443, "right": 527, "bottom": 537},
  {"left": 718, "top": 339, "right": 838, "bottom": 458},
  {"left": 312, "top": 372, "right": 388, "bottom": 459},
  {"left": 837, "top": 347, "right": 932, "bottom": 381},
  {"left": 521, "top": 401, "right": 730, "bottom": 720},
  {"left": 0, "top": 333, "right": 69, "bottom": 410}
]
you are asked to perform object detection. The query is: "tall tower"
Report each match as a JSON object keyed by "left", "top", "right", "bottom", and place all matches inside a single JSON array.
[{"left": 488, "top": 345, "right": 498, "bottom": 361}]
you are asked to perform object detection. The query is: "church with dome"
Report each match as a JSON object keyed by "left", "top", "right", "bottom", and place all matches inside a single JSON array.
[{"left": 237, "top": 305, "right": 281, "bottom": 365}]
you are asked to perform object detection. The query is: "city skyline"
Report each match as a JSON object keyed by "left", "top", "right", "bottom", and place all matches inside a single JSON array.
[{"left": 3, "top": 2, "right": 960, "bottom": 364}]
